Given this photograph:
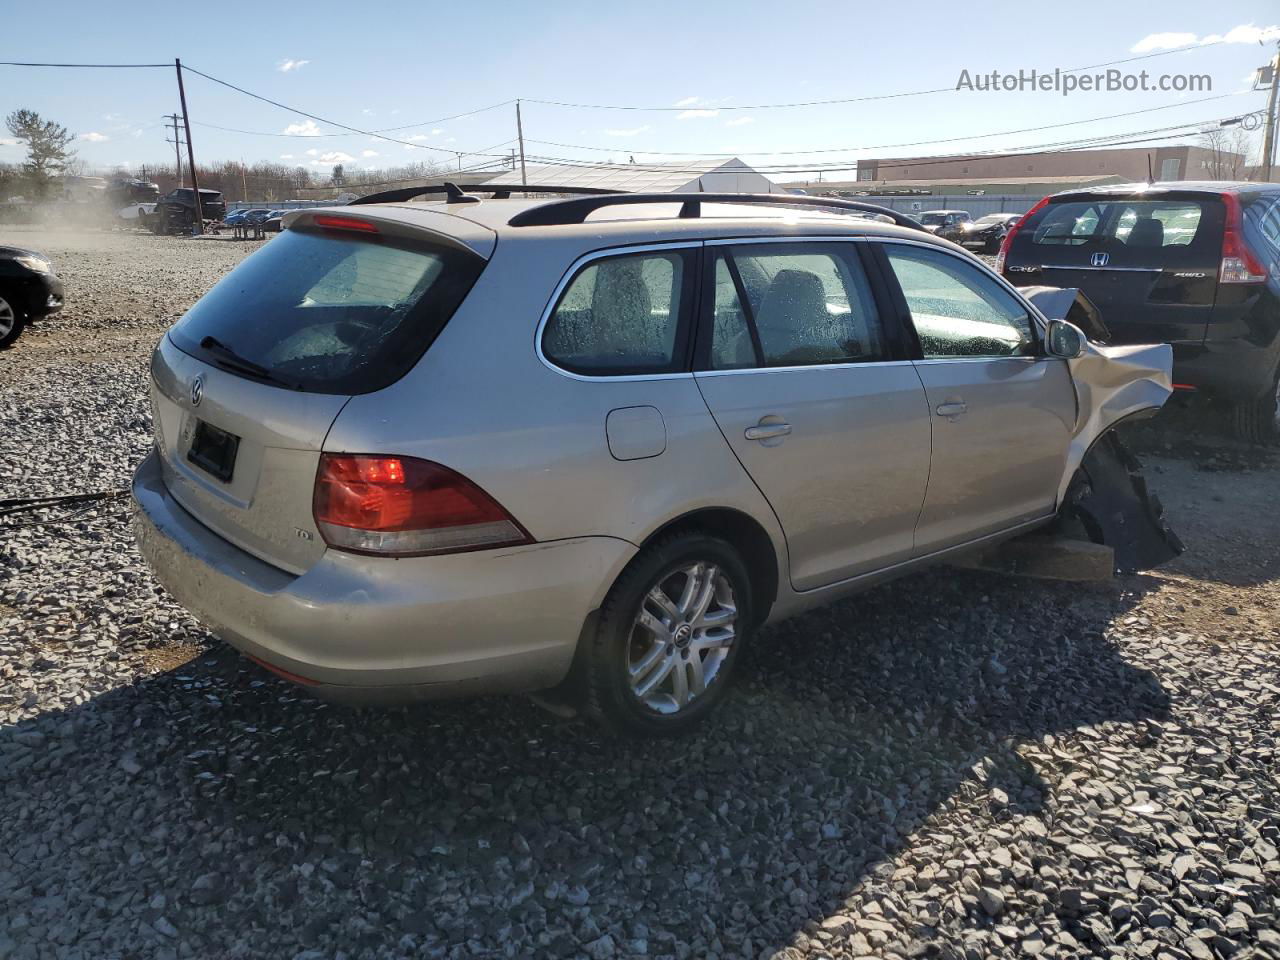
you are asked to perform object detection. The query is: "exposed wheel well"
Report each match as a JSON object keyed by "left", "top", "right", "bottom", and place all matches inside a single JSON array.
[{"left": 638, "top": 508, "right": 781, "bottom": 624}]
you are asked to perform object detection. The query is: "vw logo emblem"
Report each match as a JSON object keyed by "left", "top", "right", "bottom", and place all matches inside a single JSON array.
[
  {"left": 190, "top": 375, "right": 204, "bottom": 407},
  {"left": 1090, "top": 252, "right": 1110, "bottom": 267}
]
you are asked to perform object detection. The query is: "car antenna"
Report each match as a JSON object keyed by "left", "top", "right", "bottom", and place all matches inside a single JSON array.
[{"left": 1146, "top": 154, "right": 1155, "bottom": 185}]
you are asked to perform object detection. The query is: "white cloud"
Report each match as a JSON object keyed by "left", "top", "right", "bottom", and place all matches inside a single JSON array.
[
  {"left": 361, "top": 149, "right": 378, "bottom": 157},
  {"left": 362, "top": 108, "right": 375, "bottom": 116},
  {"left": 79, "top": 131, "right": 109, "bottom": 142},
  {"left": 102, "top": 113, "right": 121, "bottom": 122},
  {"left": 305, "top": 148, "right": 320, "bottom": 156},
  {"left": 406, "top": 134, "right": 429, "bottom": 142},
  {"left": 280, "top": 153, "right": 295, "bottom": 160},
  {"left": 0, "top": 137, "right": 19, "bottom": 147},
  {"left": 431, "top": 128, "right": 443, "bottom": 135},
  {"left": 677, "top": 109, "right": 719, "bottom": 120},
  {"left": 277, "top": 58, "right": 311, "bottom": 72},
  {"left": 283, "top": 119, "right": 322, "bottom": 137},
  {"left": 1131, "top": 22, "right": 1278, "bottom": 51},
  {"left": 725, "top": 116, "right": 755, "bottom": 127},
  {"left": 673, "top": 96, "right": 700, "bottom": 107},
  {"left": 319, "top": 151, "right": 355, "bottom": 163},
  {"left": 604, "top": 125, "right": 651, "bottom": 137}
]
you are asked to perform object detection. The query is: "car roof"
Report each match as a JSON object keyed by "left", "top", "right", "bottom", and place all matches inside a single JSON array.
[
  {"left": 288, "top": 196, "right": 960, "bottom": 258},
  {"left": 1050, "top": 180, "right": 1280, "bottom": 200}
]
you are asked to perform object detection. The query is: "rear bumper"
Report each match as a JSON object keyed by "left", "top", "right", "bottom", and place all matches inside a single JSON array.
[
  {"left": 1171, "top": 336, "right": 1278, "bottom": 400},
  {"left": 131, "top": 451, "right": 635, "bottom": 703}
]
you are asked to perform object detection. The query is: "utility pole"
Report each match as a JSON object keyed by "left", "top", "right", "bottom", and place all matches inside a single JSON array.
[
  {"left": 164, "top": 114, "right": 184, "bottom": 187},
  {"left": 240, "top": 160, "right": 248, "bottom": 202},
  {"left": 174, "top": 59, "right": 204, "bottom": 234},
  {"left": 515, "top": 99, "right": 528, "bottom": 194},
  {"left": 1262, "top": 44, "right": 1280, "bottom": 181}
]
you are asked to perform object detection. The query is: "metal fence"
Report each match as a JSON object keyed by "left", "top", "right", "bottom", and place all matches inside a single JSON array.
[{"left": 849, "top": 194, "right": 1043, "bottom": 218}]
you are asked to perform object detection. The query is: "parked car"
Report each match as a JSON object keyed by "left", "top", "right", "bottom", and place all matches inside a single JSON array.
[
  {"left": 999, "top": 181, "right": 1280, "bottom": 443},
  {"left": 0, "top": 245, "right": 64, "bottom": 347},
  {"left": 242, "top": 208, "right": 274, "bottom": 225},
  {"left": 262, "top": 210, "right": 289, "bottom": 232},
  {"left": 147, "top": 188, "right": 227, "bottom": 235},
  {"left": 960, "top": 212, "right": 1023, "bottom": 253},
  {"left": 132, "top": 189, "right": 1175, "bottom": 735},
  {"left": 917, "top": 209, "right": 973, "bottom": 241},
  {"left": 221, "top": 209, "right": 250, "bottom": 226}
]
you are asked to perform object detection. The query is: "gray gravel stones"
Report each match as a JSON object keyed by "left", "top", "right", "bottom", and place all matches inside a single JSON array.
[{"left": 1, "top": 228, "right": 1278, "bottom": 960}]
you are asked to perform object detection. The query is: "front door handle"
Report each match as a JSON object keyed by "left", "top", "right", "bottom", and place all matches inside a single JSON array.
[
  {"left": 935, "top": 401, "right": 968, "bottom": 418},
  {"left": 745, "top": 421, "right": 792, "bottom": 441}
]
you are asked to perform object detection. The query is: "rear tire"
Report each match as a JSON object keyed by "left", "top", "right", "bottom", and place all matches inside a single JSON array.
[
  {"left": 580, "top": 531, "right": 753, "bottom": 737},
  {"left": 1227, "top": 362, "right": 1280, "bottom": 445},
  {"left": 0, "top": 291, "right": 27, "bottom": 348}
]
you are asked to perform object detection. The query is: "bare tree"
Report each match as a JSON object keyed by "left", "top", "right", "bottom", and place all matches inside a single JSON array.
[
  {"left": 4, "top": 109, "right": 76, "bottom": 197},
  {"left": 1198, "top": 127, "right": 1255, "bottom": 180}
]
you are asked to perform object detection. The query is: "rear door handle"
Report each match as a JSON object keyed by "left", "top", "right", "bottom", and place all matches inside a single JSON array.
[
  {"left": 935, "top": 402, "right": 968, "bottom": 418},
  {"left": 745, "top": 422, "right": 792, "bottom": 441}
]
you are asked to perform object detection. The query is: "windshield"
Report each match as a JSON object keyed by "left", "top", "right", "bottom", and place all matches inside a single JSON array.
[
  {"left": 168, "top": 227, "right": 484, "bottom": 394},
  {"left": 920, "top": 213, "right": 946, "bottom": 225},
  {"left": 975, "top": 214, "right": 1012, "bottom": 225}
]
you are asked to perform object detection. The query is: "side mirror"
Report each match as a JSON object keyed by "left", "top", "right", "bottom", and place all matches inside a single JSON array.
[{"left": 1045, "top": 319, "right": 1086, "bottom": 360}]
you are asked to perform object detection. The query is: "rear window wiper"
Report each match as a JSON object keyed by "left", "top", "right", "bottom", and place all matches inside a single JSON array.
[{"left": 199, "top": 336, "right": 301, "bottom": 390}]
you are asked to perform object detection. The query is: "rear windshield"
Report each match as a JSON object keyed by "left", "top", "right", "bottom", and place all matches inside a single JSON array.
[
  {"left": 168, "top": 227, "right": 484, "bottom": 394},
  {"left": 920, "top": 213, "right": 946, "bottom": 225},
  {"left": 1015, "top": 197, "right": 1224, "bottom": 265}
]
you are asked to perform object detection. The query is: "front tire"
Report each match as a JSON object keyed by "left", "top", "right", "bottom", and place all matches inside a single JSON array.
[
  {"left": 581, "top": 532, "right": 753, "bottom": 736},
  {"left": 0, "top": 291, "right": 27, "bottom": 348}
]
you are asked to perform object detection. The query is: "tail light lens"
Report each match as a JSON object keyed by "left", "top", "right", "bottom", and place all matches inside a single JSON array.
[
  {"left": 1219, "top": 193, "right": 1268, "bottom": 285},
  {"left": 313, "top": 454, "right": 531, "bottom": 557},
  {"left": 995, "top": 195, "right": 1050, "bottom": 274}
]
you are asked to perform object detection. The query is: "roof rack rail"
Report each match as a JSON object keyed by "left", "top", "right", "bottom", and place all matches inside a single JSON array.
[
  {"left": 350, "top": 182, "right": 624, "bottom": 206},
  {"left": 506, "top": 192, "right": 927, "bottom": 231}
]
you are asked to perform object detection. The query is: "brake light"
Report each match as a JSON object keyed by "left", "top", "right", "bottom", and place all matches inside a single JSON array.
[
  {"left": 313, "top": 454, "right": 531, "bottom": 556},
  {"left": 995, "top": 195, "right": 1050, "bottom": 274},
  {"left": 312, "top": 215, "right": 379, "bottom": 233},
  {"left": 1219, "top": 193, "right": 1267, "bottom": 284}
]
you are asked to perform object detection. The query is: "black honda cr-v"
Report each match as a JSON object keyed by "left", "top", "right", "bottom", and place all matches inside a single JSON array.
[{"left": 998, "top": 182, "right": 1280, "bottom": 442}]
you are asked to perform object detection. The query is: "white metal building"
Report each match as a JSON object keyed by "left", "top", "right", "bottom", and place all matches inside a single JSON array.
[{"left": 482, "top": 157, "right": 780, "bottom": 194}]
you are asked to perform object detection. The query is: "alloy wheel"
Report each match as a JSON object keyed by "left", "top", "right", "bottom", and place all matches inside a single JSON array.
[
  {"left": 0, "top": 297, "right": 14, "bottom": 339},
  {"left": 627, "top": 562, "right": 738, "bottom": 715}
]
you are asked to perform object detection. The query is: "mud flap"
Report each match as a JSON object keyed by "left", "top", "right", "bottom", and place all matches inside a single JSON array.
[{"left": 1054, "top": 432, "right": 1184, "bottom": 574}]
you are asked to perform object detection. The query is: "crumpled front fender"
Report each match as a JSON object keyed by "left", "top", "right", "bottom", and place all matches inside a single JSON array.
[{"left": 1058, "top": 341, "right": 1173, "bottom": 504}]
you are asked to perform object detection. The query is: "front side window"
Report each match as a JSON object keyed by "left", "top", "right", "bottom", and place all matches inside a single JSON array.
[
  {"left": 543, "top": 251, "right": 687, "bottom": 375},
  {"left": 708, "top": 243, "right": 888, "bottom": 369},
  {"left": 883, "top": 245, "right": 1036, "bottom": 359}
]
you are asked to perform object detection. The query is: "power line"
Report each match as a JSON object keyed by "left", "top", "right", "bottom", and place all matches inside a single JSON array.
[
  {"left": 0, "top": 61, "right": 169, "bottom": 68},
  {"left": 179, "top": 63, "right": 506, "bottom": 158},
  {"left": 524, "top": 93, "right": 1245, "bottom": 158},
  {"left": 522, "top": 41, "right": 1229, "bottom": 111},
  {"left": 190, "top": 99, "right": 516, "bottom": 138}
]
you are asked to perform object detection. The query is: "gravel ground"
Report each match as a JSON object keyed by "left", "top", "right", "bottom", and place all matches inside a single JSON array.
[{"left": 0, "top": 228, "right": 1277, "bottom": 960}]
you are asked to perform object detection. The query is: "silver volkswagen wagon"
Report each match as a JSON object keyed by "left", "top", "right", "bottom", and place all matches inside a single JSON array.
[{"left": 132, "top": 188, "right": 1173, "bottom": 735}]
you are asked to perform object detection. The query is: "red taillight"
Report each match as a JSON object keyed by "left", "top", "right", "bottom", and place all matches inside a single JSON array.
[
  {"left": 313, "top": 454, "right": 531, "bottom": 556},
  {"left": 995, "top": 195, "right": 1050, "bottom": 275},
  {"left": 1219, "top": 193, "right": 1268, "bottom": 284},
  {"left": 312, "top": 215, "right": 379, "bottom": 233}
]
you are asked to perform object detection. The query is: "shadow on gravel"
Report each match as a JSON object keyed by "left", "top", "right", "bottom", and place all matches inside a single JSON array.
[{"left": 1, "top": 568, "right": 1169, "bottom": 957}]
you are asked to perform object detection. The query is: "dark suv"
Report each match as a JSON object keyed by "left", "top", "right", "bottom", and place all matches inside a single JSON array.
[
  {"left": 998, "top": 182, "right": 1280, "bottom": 442},
  {"left": 149, "top": 188, "right": 228, "bottom": 236}
]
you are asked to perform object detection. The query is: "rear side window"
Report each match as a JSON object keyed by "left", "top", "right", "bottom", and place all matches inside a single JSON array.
[
  {"left": 1016, "top": 198, "right": 1224, "bottom": 265},
  {"left": 707, "top": 243, "right": 888, "bottom": 369},
  {"left": 169, "top": 228, "right": 483, "bottom": 394},
  {"left": 884, "top": 245, "right": 1035, "bottom": 359},
  {"left": 543, "top": 250, "right": 690, "bottom": 375}
]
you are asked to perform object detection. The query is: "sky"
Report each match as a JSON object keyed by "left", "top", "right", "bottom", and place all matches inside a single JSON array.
[{"left": 1, "top": 0, "right": 1278, "bottom": 184}]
